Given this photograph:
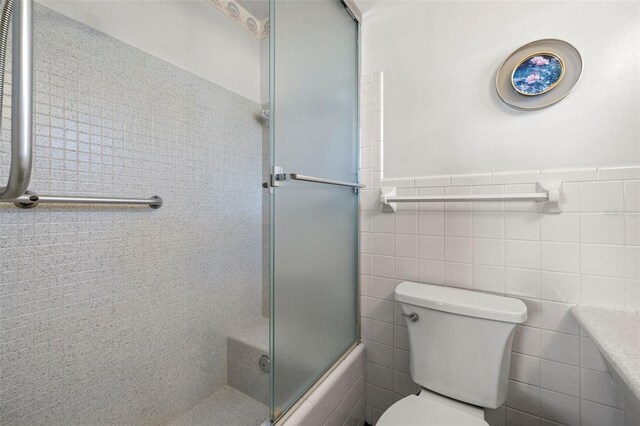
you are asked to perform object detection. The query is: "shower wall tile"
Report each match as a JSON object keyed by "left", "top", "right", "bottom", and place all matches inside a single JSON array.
[
  {"left": 279, "top": 344, "right": 366, "bottom": 426},
  {"left": 0, "top": 6, "right": 262, "bottom": 425},
  {"left": 359, "top": 72, "right": 640, "bottom": 426}
]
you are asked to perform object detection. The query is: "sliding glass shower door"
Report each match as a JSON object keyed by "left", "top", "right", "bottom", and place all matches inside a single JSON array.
[{"left": 269, "top": 0, "right": 360, "bottom": 420}]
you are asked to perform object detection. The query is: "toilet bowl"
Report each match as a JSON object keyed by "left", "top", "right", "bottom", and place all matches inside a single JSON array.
[
  {"left": 377, "top": 389, "right": 487, "bottom": 426},
  {"left": 376, "top": 281, "right": 527, "bottom": 426}
]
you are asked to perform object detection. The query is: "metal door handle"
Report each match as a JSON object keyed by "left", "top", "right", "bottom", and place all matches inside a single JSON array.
[{"left": 289, "top": 173, "right": 364, "bottom": 189}]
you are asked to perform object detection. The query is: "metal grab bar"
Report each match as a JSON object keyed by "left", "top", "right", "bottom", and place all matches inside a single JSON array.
[
  {"left": 0, "top": 0, "right": 32, "bottom": 199},
  {"left": 289, "top": 173, "right": 364, "bottom": 189},
  {"left": 0, "top": 0, "right": 162, "bottom": 210},
  {"left": 9, "top": 193, "right": 163, "bottom": 209}
]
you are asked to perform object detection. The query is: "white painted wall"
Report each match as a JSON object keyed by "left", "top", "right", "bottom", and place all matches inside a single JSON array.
[
  {"left": 359, "top": 1, "right": 640, "bottom": 178},
  {"left": 260, "top": 36, "right": 269, "bottom": 105},
  {"left": 39, "top": 0, "right": 262, "bottom": 102}
]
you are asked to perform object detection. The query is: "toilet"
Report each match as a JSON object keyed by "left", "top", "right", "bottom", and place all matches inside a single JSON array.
[{"left": 377, "top": 281, "right": 528, "bottom": 426}]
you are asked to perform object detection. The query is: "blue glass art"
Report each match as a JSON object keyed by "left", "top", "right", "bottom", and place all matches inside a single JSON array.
[{"left": 511, "top": 53, "right": 564, "bottom": 96}]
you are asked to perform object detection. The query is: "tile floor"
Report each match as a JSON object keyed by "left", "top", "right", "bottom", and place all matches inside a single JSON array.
[{"left": 170, "top": 386, "right": 268, "bottom": 426}]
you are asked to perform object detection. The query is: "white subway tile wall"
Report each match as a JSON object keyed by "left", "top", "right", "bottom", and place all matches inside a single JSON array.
[
  {"left": 359, "top": 72, "right": 639, "bottom": 426},
  {"left": 0, "top": 7, "right": 262, "bottom": 425},
  {"left": 279, "top": 344, "right": 366, "bottom": 426}
]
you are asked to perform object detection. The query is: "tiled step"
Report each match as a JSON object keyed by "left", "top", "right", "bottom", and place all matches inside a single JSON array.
[{"left": 227, "top": 317, "right": 269, "bottom": 405}]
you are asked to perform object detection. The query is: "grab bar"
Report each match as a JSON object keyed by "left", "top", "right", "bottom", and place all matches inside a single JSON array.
[
  {"left": 0, "top": 0, "right": 162, "bottom": 210},
  {"left": 289, "top": 173, "right": 365, "bottom": 189},
  {"left": 11, "top": 193, "right": 163, "bottom": 209},
  {"left": 0, "top": 0, "right": 32, "bottom": 200},
  {"left": 380, "top": 182, "right": 562, "bottom": 213}
]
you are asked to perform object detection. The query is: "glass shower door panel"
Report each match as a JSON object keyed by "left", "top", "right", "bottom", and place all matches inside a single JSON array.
[{"left": 270, "top": 0, "right": 359, "bottom": 420}]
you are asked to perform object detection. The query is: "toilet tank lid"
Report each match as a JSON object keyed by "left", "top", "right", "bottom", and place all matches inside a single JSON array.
[{"left": 395, "top": 281, "right": 527, "bottom": 324}]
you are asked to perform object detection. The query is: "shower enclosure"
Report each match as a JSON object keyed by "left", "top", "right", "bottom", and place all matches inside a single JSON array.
[
  {"left": 0, "top": 0, "right": 361, "bottom": 424},
  {"left": 269, "top": 0, "right": 360, "bottom": 421}
]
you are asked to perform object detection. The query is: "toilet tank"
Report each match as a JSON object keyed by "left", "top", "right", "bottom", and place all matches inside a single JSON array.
[{"left": 395, "top": 281, "right": 527, "bottom": 409}]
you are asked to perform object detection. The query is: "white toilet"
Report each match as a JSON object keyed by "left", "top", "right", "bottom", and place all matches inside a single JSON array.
[{"left": 377, "top": 281, "right": 528, "bottom": 426}]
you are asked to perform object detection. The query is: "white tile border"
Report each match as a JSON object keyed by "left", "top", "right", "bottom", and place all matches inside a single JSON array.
[
  {"left": 492, "top": 170, "right": 541, "bottom": 185},
  {"left": 360, "top": 72, "right": 384, "bottom": 188},
  {"left": 382, "top": 166, "right": 640, "bottom": 190},
  {"left": 598, "top": 165, "right": 640, "bottom": 181},
  {"left": 415, "top": 175, "right": 451, "bottom": 187},
  {"left": 451, "top": 173, "right": 492, "bottom": 186},
  {"left": 381, "top": 177, "right": 414, "bottom": 188}
]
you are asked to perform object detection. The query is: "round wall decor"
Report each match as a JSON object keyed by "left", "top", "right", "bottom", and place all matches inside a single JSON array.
[{"left": 496, "top": 39, "right": 582, "bottom": 111}]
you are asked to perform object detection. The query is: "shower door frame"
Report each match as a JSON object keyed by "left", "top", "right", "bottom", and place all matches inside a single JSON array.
[{"left": 268, "top": 0, "right": 362, "bottom": 422}]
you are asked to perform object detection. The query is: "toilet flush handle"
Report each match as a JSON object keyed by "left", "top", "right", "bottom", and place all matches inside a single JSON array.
[{"left": 402, "top": 312, "right": 419, "bottom": 323}]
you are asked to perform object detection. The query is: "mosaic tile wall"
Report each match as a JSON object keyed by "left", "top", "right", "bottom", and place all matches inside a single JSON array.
[{"left": 0, "top": 5, "right": 263, "bottom": 425}]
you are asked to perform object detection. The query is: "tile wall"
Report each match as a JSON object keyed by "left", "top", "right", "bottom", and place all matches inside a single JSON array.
[
  {"left": 0, "top": 6, "right": 263, "bottom": 425},
  {"left": 280, "top": 344, "right": 366, "bottom": 426},
  {"left": 359, "top": 72, "right": 640, "bottom": 425}
]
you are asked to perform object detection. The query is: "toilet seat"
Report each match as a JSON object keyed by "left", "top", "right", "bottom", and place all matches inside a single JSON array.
[{"left": 376, "top": 395, "right": 489, "bottom": 426}]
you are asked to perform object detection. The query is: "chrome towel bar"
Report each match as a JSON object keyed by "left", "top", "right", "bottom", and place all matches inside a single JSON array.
[{"left": 289, "top": 173, "right": 365, "bottom": 189}]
